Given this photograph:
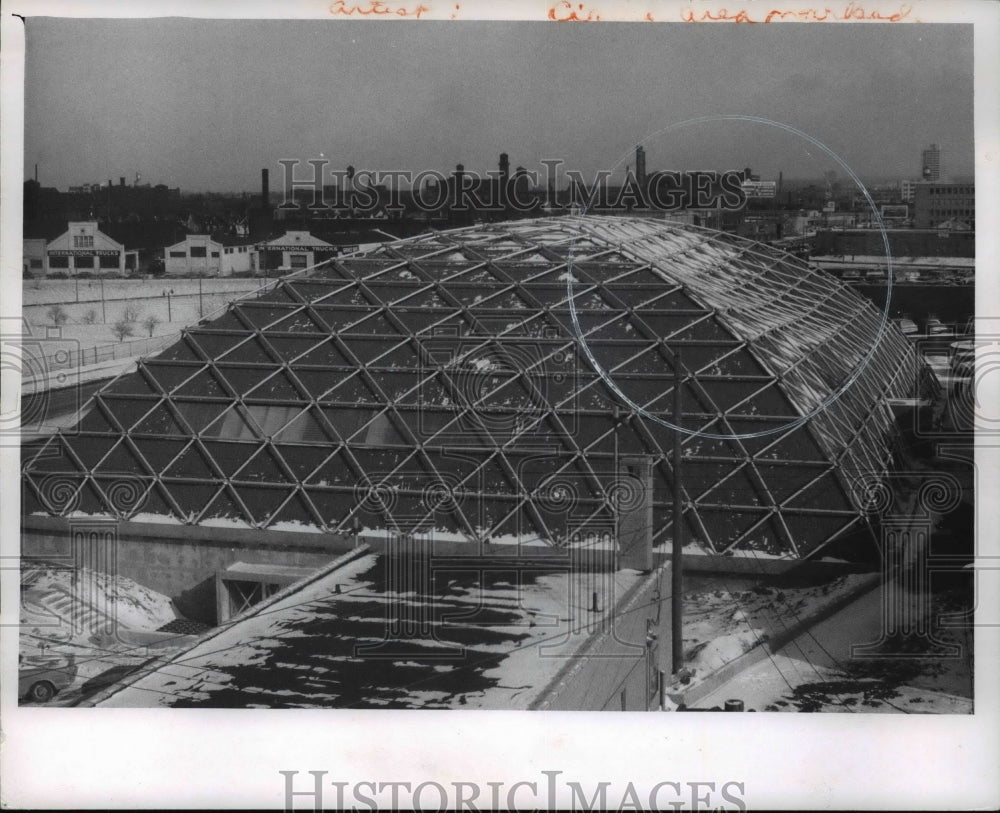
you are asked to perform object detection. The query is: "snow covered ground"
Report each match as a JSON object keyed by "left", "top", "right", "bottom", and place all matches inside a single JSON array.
[
  {"left": 681, "top": 577, "right": 973, "bottom": 713},
  {"left": 19, "top": 278, "right": 266, "bottom": 374},
  {"left": 677, "top": 574, "right": 878, "bottom": 682},
  {"left": 19, "top": 562, "right": 188, "bottom": 706},
  {"left": 22, "top": 277, "right": 264, "bottom": 306}
]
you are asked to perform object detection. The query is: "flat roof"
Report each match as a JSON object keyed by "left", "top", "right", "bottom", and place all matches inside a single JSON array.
[{"left": 96, "top": 551, "right": 649, "bottom": 709}]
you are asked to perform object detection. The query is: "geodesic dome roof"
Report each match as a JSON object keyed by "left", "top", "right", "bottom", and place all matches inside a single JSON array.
[{"left": 23, "top": 216, "right": 935, "bottom": 559}]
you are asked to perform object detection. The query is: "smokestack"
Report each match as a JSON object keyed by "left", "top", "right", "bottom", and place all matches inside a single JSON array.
[
  {"left": 120, "top": 177, "right": 126, "bottom": 187},
  {"left": 499, "top": 153, "right": 510, "bottom": 209},
  {"left": 635, "top": 145, "right": 646, "bottom": 187},
  {"left": 346, "top": 165, "right": 356, "bottom": 212},
  {"left": 34, "top": 163, "right": 38, "bottom": 183},
  {"left": 261, "top": 168, "right": 270, "bottom": 208}
]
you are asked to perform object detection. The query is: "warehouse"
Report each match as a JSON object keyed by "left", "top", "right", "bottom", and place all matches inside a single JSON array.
[
  {"left": 163, "top": 234, "right": 257, "bottom": 276},
  {"left": 41, "top": 220, "right": 138, "bottom": 276}
]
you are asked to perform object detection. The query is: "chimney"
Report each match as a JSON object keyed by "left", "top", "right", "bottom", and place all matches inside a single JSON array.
[
  {"left": 34, "top": 163, "right": 38, "bottom": 183},
  {"left": 120, "top": 177, "right": 126, "bottom": 187},
  {"left": 635, "top": 145, "right": 646, "bottom": 187},
  {"left": 345, "top": 165, "right": 356, "bottom": 212},
  {"left": 261, "top": 168, "right": 270, "bottom": 208},
  {"left": 499, "top": 153, "right": 510, "bottom": 209}
]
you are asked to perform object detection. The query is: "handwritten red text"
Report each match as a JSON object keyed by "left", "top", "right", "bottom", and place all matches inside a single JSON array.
[{"left": 329, "top": 0, "right": 430, "bottom": 18}]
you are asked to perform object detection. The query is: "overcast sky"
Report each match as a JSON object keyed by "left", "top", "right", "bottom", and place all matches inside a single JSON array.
[{"left": 23, "top": 19, "right": 974, "bottom": 192}]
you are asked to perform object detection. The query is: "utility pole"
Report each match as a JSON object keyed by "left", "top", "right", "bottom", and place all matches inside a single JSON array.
[
  {"left": 671, "top": 349, "right": 684, "bottom": 675},
  {"left": 612, "top": 404, "right": 620, "bottom": 563}
]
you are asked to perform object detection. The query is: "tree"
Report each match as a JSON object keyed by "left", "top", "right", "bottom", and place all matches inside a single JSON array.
[
  {"left": 46, "top": 304, "right": 69, "bottom": 326},
  {"left": 111, "top": 318, "right": 134, "bottom": 342},
  {"left": 121, "top": 304, "right": 141, "bottom": 324},
  {"left": 81, "top": 309, "right": 97, "bottom": 325},
  {"left": 142, "top": 314, "right": 162, "bottom": 337}
]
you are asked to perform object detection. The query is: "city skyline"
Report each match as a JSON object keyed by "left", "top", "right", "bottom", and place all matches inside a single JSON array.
[{"left": 23, "top": 19, "right": 974, "bottom": 193}]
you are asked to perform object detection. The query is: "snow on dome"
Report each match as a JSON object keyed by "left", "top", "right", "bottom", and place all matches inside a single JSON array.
[{"left": 22, "top": 216, "right": 936, "bottom": 559}]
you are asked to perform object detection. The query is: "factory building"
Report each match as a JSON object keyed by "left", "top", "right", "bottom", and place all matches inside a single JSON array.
[
  {"left": 163, "top": 234, "right": 257, "bottom": 276},
  {"left": 255, "top": 230, "right": 337, "bottom": 274},
  {"left": 912, "top": 182, "right": 976, "bottom": 230},
  {"left": 39, "top": 220, "right": 138, "bottom": 276}
]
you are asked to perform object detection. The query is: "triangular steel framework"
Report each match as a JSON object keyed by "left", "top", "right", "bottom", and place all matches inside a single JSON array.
[{"left": 22, "top": 216, "right": 938, "bottom": 559}]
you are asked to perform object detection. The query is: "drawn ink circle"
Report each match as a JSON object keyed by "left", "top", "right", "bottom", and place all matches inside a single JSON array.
[{"left": 566, "top": 114, "right": 895, "bottom": 441}]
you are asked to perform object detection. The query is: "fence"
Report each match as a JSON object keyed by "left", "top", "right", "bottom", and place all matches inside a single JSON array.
[{"left": 38, "top": 332, "right": 181, "bottom": 373}]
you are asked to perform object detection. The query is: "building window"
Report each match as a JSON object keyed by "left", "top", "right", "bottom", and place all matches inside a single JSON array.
[
  {"left": 290, "top": 254, "right": 308, "bottom": 269},
  {"left": 169, "top": 251, "right": 186, "bottom": 258},
  {"left": 29, "top": 259, "right": 42, "bottom": 268},
  {"left": 73, "top": 235, "right": 94, "bottom": 248},
  {"left": 74, "top": 255, "right": 95, "bottom": 269},
  {"left": 99, "top": 254, "right": 119, "bottom": 269},
  {"left": 190, "top": 246, "right": 207, "bottom": 258},
  {"left": 49, "top": 255, "right": 69, "bottom": 269},
  {"left": 211, "top": 251, "right": 220, "bottom": 258}
]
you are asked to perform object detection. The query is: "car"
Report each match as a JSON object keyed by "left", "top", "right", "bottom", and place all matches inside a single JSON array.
[{"left": 19, "top": 651, "right": 77, "bottom": 703}]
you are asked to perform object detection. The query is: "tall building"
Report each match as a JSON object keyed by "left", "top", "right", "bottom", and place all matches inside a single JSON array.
[{"left": 921, "top": 143, "right": 941, "bottom": 181}]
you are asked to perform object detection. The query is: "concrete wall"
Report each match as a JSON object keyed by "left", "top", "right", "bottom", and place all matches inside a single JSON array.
[
  {"left": 22, "top": 517, "right": 353, "bottom": 623},
  {"left": 532, "top": 565, "right": 670, "bottom": 711}
]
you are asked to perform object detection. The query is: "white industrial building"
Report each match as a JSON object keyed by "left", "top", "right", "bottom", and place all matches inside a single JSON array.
[
  {"left": 256, "top": 230, "right": 336, "bottom": 273},
  {"left": 40, "top": 221, "right": 137, "bottom": 277},
  {"left": 163, "top": 234, "right": 257, "bottom": 277}
]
